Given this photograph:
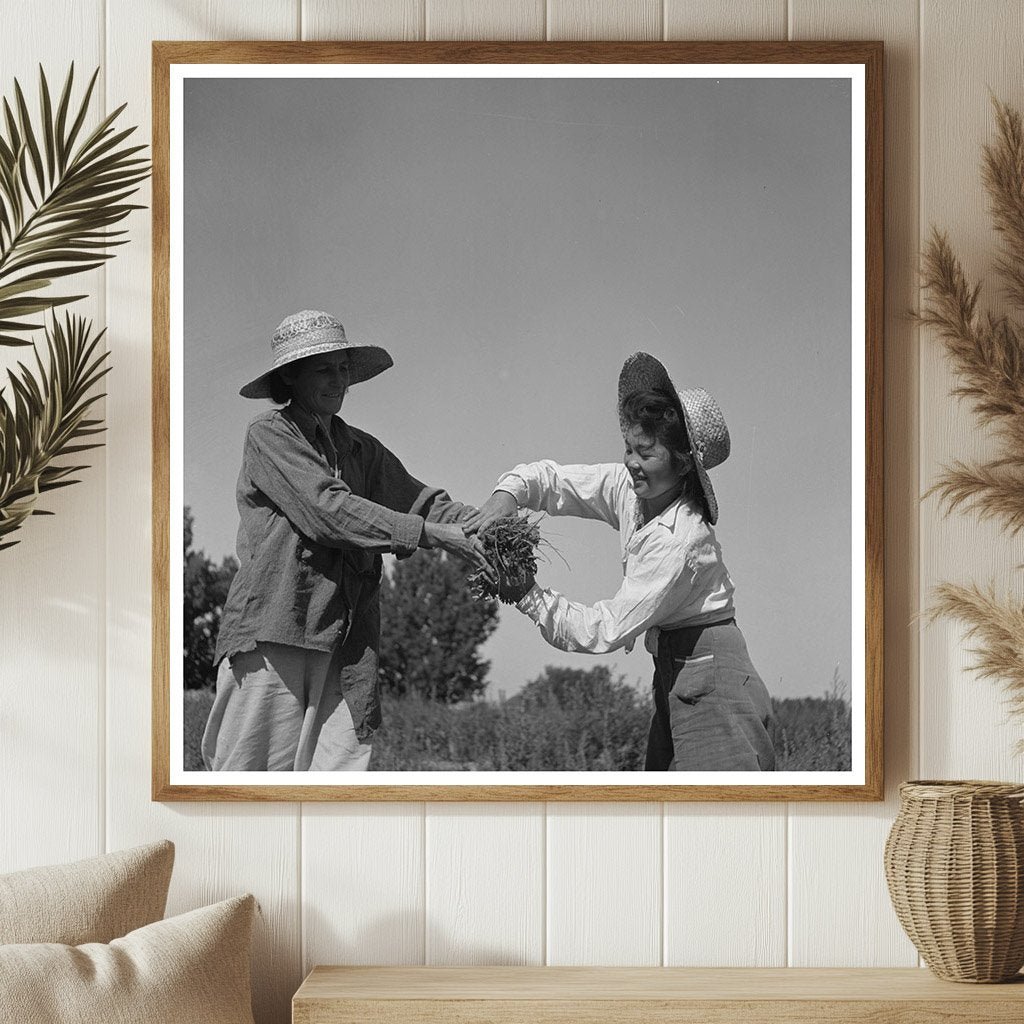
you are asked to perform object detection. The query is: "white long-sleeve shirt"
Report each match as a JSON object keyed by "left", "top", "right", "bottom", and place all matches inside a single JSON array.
[{"left": 495, "top": 460, "right": 735, "bottom": 655}]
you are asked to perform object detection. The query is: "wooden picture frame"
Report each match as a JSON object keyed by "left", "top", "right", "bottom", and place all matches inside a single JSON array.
[{"left": 153, "top": 40, "right": 883, "bottom": 801}]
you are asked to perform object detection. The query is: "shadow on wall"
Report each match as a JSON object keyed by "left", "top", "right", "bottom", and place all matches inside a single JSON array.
[{"left": 301, "top": 905, "right": 535, "bottom": 972}]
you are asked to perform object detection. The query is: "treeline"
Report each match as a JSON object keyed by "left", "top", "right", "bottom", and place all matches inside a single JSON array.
[{"left": 183, "top": 508, "right": 238, "bottom": 690}]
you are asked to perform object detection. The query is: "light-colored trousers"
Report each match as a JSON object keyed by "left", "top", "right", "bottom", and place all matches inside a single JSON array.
[
  {"left": 646, "top": 620, "right": 777, "bottom": 771},
  {"left": 201, "top": 642, "right": 373, "bottom": 771}
]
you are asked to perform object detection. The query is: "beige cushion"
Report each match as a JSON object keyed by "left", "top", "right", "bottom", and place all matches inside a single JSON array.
[
  {"left": 0, "top": 893, "right": 256, "bottom": 1024},
  {"left": 0, "top": 840, "right": 174, "bottom": 945}
]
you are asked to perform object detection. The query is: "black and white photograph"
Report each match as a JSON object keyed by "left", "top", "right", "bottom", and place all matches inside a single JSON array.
[{"left": 156, "top": 44, "right": 881, "bottom": 799}]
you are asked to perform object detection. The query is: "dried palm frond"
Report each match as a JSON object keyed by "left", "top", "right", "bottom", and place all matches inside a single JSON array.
[
  {"left": 919, "top": 97, "right": 1024, "bottom": 740},
  {"left": 918, "top": 99, "right": 1024, "bottom": 538},
  {"left": 0, "top": 313, "right": 110, "bottom": 550},
  {"left": 983, "top": 98, "right": 1024, "bottom": 310},
  {"left": 917, "top": 229, "right": 980, "bottom": 351},
  {"left": 930, "top": 583, "right": 1024, "bottom": 729},
  {"left": 0, "top": 64, "right": 149, "bottom": 347},
  {"left": 925, "top": 460, "right": 1024, "bottom": 535},
  {"left": 918, "top": 234, "right": 1024, "bottom": 430}
]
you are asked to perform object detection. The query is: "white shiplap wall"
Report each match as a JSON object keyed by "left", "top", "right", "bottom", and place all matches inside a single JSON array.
[
  {"left": 2, "top": 3, "right": 1023, "bottom": 1022},
  {"left": 786, "top": 0, "right": 921, "bottom": 969}
]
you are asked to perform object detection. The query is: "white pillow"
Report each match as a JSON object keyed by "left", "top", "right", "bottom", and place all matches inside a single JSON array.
[
  {"left": 0, "top": 893, "right": 257, "bottom": 1024},
  {"left": 0, "top": 840, "right": 174, "bottom": 945}
]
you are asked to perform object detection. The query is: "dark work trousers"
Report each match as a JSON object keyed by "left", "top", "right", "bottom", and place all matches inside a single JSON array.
[{"left": 645, "top": 619, "right": 778, "bottom": 771}]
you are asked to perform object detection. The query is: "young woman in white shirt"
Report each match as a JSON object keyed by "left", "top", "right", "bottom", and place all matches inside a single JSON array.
[{"left": 464, "top": 352, "right": 777, "bottom": 772}]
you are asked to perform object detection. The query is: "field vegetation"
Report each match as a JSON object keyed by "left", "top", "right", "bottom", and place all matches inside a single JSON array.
[
  {"left": 183, "top": 516, "right": 851, "bottom": 772},
  {"left": 184, "top": 671, "right": 851, "bottom": 772}
]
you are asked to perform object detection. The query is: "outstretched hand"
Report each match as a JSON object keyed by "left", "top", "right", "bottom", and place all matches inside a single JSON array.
[
  {"left": 461, "top": 491, "right": 518, "bottom": 535},
  {"left": 422, "top": 521, "right": 496, "bottom": 584}
]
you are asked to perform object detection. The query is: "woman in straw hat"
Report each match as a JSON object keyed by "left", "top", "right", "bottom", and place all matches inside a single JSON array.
[
  {"left": 201, "top": 310, "right": 493, "bottom": 772},
  {"left": 464, "top": 352, "right": 776, "bottom": 772}
]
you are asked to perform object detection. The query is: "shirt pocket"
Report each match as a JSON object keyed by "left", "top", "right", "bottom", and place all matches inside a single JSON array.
[{"left": 669, "top": 652, "right": 717, "bottom": 704}]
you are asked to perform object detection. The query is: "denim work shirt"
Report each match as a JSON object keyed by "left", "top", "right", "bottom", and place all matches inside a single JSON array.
[{"left": 215, "top": 403, "right": 468, "bottom": 737}]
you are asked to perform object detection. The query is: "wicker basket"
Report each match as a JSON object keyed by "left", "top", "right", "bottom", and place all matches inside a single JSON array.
[{"left": 884, "top": 780, "right": 1024, "bottom": 982}]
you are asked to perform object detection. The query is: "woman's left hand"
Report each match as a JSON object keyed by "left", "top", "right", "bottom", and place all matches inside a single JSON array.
[
  {"left": 462, "top": 491, "right": 518, "bottom": 534},
  {"left": 423, "top": 522, "right": 496, "bottom": 583}
]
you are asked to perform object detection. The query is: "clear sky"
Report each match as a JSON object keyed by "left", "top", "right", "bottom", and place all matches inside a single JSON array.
[{"left": 182, "top": 74, "right": 853, "bottom": 700}]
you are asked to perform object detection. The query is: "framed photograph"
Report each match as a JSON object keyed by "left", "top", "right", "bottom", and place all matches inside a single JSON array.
[{"left": 153, "top": 41, "right": 883, "bottom": 801}]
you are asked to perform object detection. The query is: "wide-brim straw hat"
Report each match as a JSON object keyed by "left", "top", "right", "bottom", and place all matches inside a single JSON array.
[
  {"left": 617, "top": 351, "right": 731, "bottom": 525},
  {"left": 240, "top": 309, "right": 393, "bottom": 399}
]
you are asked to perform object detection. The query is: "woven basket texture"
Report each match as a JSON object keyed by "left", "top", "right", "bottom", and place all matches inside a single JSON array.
[{"left": 884, "top": 780, "right": 1024, "bottom": 983}]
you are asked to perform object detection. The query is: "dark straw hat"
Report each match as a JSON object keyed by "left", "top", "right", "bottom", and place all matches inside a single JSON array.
[
  {"left": 617, "top": 352, "right": 731, "bottom": 524},
  {"left": 240, "top": 310, "right": 393, "bottom": 400}
]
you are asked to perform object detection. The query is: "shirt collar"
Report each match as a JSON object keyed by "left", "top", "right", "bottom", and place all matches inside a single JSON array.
[
  {"left": 285, "top": 403, "right": 360, "bottom": 459},
  {"left": 640, "top": 493, "right": 695, "bottom": 534}
]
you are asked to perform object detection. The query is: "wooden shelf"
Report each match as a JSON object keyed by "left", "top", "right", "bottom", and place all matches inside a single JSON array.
[{"left": 293, "top": 966, "right": 1024, "bottom": 1023}]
